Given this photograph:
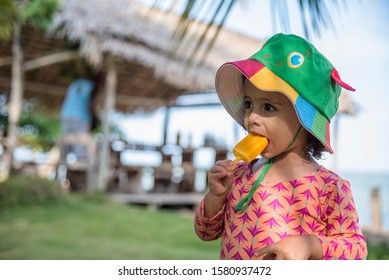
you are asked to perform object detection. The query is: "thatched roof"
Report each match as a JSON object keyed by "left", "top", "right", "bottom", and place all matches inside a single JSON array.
[
  {"left": 49, "top": 0, "right": 262, "bottom": 91},
  {"left": 0, "top": 0, "right": 262, "bottom": 113}
]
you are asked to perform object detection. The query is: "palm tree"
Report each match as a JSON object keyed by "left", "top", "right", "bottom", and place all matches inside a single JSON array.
[{"left": 0, "top": 0, "right": 58, "bottom": 180}]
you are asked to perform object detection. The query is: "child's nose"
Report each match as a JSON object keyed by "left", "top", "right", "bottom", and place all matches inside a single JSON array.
[{"left": 246, "top": 111, "right": 262, "bottom": 129}]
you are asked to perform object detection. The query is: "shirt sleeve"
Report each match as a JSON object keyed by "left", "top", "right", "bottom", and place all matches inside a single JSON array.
[
  {"left": 194, "top": 198, "right": 226, "bottom": 241},
  {"left": 317, "top": 177, "right": 368, "bottom": 260}
]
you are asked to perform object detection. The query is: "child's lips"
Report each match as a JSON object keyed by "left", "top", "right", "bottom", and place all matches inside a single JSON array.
[{"left": 263, "top": 141, "right": 270, "bottom": 152}]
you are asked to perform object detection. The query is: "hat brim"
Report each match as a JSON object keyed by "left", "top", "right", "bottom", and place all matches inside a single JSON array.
[{"left": 215, "top": 59, "right": 333, "bottom": 154}]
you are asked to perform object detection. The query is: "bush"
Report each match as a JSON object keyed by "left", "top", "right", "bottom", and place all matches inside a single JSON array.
[
  {"left": 367, "top": 241, "right": 389, "bottom": 260},
  {"left": 0, "top": 175, "right": 68, "bottom": 209}
]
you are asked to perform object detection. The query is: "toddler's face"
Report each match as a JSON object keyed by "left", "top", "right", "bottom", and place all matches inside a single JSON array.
[{"left": 242, "top": 80, "right": 305, "bottom": 158}]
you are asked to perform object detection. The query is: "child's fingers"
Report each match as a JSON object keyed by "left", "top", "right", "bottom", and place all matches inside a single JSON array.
[
  {"left": 255, "top": 243, "right": 277, "bottom": 258},
  {"left": 214, "top": 159, "right": 234, "bottom": 169},
  {"left": 209, "top": 164, "right": 231, "bottom": 177},
  {"left": 209, "top": 170, "right": 230, "bottom": 182}
]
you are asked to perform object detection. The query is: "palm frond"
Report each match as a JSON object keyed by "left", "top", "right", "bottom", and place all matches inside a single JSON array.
[
  {"left": 170, "top": 0, "right": 340, "bottom": 63},
  {"left": 297, "top": 0, "right": 335, "bottom": 38}
]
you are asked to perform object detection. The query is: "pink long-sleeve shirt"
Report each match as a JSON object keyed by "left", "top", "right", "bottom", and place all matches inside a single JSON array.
[{"left": 194, "top": 162, "right": 367, "bottom": 260}]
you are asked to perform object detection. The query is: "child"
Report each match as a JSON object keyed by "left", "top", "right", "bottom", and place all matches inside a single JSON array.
[{"left": 194, "top": 33, "right": 367, "bottom": 260}]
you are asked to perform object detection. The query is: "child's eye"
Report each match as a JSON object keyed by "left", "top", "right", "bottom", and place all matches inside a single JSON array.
[
  {"left": 244, "top": 100, "right": 252, "bottom": 109},
  {"left": 264, "top": 103, "right": 275, "bottom": 112}
]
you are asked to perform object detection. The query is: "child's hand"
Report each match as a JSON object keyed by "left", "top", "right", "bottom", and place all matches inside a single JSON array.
[
  {"left": 203, "top": 160, "right": 235, "bottom": 218},
  {"left": 254, "top": 235, "right": 322, "bottom": 260},
  {"left": 207, "top": 159, "right": 235, "bottom": 199}
]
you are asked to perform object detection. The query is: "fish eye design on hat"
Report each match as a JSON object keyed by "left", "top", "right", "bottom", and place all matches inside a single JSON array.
[
  {"left": 215, "top": 33, "right": 356, "bottom": 154},
  {"left": 287, "top": 52, "right": 305, "bottom": 68}
]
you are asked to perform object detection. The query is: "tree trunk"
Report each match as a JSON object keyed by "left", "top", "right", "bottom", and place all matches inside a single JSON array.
[{"left": 1, "top": 21, "right": 23, "bottom": 181}]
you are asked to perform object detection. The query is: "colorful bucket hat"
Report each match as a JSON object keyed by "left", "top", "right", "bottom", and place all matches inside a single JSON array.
[{"left": 215, "top": 33, "right": 355, "bottom": 154}]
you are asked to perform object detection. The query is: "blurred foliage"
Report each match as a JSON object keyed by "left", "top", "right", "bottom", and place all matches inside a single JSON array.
[
  {"left": 0, "top": 94, "right": 61, "bottom": 151},
  {"left": 0, "top": 175, "right": 67, "bottom": 209},
  {"left": 19, "top": 109, "right": 61, "bottom": 151},
  {"left": 22, "top": 0, "right": 59, "bottom": 30},
  {"left": 367, "top": 242, "right": 389, "bottom": 260},
  {"left": 108, "top": 121, "right": 126, "bottom": 142},
  {"left": 0, "top": 0, "right": 16, "bottom": 40},
  {"left": 0, "top": 0, "right": 59, "bottom": 41}
]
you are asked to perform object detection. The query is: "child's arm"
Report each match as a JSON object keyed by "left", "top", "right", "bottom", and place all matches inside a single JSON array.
[
  {"left": 315, "top": 178, "right": 368, "bottom": 260},
  {"left": 194, "top": 160, "right": 235, "bottom": 241}
]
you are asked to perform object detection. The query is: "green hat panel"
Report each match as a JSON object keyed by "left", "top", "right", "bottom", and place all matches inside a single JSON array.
[{"left": 251, "top": 33, "right": 342, "bottom": 120}]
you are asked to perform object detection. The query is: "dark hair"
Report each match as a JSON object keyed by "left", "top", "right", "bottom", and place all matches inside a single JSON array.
[
  {"left": 303, "top": 132, "right": 326, "bottom": 160},
  {"left": 241, "top": 74, "right": 247, "bottom": 85}
]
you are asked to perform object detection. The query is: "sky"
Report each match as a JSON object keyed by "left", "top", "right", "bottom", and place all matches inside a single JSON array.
[{"left": 120, "top": 0, "right": 389, "bottom": 175}]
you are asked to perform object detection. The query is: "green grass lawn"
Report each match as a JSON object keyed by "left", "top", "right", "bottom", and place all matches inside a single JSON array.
[
  {"left": 1, "top": 192, "right": 387, "bottom": 260},
  {"left": 0, "top": 195, "right": 220, "bottom": 260}
]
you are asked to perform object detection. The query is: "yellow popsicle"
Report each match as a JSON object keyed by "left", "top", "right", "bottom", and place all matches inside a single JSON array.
[{"left": 232, "top": 134, "right": 268, "bottom": 164}]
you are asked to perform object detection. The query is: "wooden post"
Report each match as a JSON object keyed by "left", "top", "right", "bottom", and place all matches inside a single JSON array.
[
  {"left": 162, "top": 106, "right": 171, "bottom": 146},
  {"left": 1, "top": 20, "right": 23, "bottom": 181},
  {"left": 371, "top": 187, "right": 382, "bottom": 232},
  {"left": 97, "top": 54, "right": 117, "bottom": 191}
]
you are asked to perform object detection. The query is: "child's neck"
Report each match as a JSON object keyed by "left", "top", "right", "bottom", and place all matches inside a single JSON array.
[{"left": 253, "top": 151, "right": 319, "bottom": 184}]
